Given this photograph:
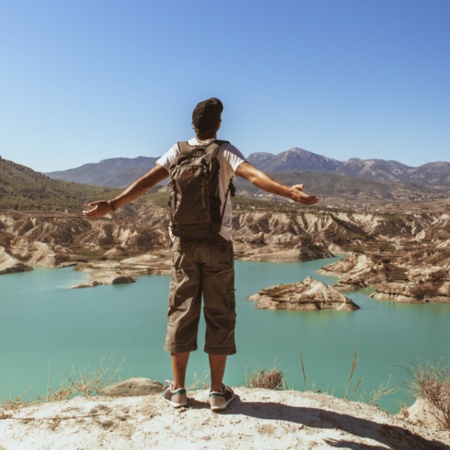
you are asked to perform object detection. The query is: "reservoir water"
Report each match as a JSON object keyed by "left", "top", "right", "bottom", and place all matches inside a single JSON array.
[{"left": 1, "top": 257, "right": 450, "bottom": 413}]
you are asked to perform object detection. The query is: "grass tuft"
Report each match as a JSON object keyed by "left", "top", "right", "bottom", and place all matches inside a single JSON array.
[
  {"left": 344, "top": 347, "right": 362, "bottom": 401},
  {"left": 407, "top": 356, "right": 450, "bottom": 429},
  {"left": 246, "top": 368, "right": 287, "bottom": 390},
  {"left": 1, "top": 358, "right": 124, "bottom": 409}
]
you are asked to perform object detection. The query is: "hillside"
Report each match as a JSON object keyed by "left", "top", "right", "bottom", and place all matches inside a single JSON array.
[
  {"left": 0, "top": 156, "right": 121, "bottom": 211},
  {"left": 234, "top": 171, "right": 437, "bottom": 210},
  {"left": 46, "top": 156, "right": 159, "bottom": 187}
]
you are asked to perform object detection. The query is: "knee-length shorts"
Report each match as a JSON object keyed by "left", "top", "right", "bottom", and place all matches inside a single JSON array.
[{"left": 164, "top": 237, "right": 236, "bottom": 355}]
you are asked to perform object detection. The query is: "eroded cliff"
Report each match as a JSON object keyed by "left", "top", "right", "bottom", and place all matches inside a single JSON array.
[{"left": 1, "top": 201, "right": 450, "bottom": 301}]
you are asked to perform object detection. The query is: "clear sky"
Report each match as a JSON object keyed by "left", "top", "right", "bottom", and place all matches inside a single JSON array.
[{"left": 1, "top": 0, "right": 449, "bottom": 172}]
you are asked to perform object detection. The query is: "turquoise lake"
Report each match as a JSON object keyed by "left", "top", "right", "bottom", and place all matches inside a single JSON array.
[{"left": 1, "top": 257, "right": 450, "bottom": 414}]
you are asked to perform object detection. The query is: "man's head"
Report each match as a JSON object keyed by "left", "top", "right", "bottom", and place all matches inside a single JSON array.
[{"left": 192, "top": 97, "right": 223, "bottom": 139}]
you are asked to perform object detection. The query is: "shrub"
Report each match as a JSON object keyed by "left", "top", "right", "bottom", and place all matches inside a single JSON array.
[
  {"left": 408, "top": 357, "right": 450, "bottom": 429},
  {"left": 246, "top": 368, "right": 287, "bottom": 390}
]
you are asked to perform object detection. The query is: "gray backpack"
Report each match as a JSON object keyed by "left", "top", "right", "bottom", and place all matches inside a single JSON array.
[{"left": 168, "top": 140, "right": 235, "bottom": 240}]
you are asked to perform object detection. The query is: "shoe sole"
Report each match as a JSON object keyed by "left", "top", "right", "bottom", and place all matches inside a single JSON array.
[
  {"left": 162, "top": 394, "right": 188, "bottom": 408},
  {"left": 164, "top": 399, "right": 188, "bottom": 408}
]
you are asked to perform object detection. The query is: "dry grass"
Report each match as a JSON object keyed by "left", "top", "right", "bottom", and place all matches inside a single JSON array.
[
  {"left": 188, "top": 371, "right": 210, "bottom": 390},
  {"left": 300, "top": 350, "right": 396, "bottom": 407},
  {"left": 246, "top": 368, "right": 287, "bottom": 390},
  {"left": 1, "top": 358, "right": 124, "bottom": 409},
  {"left": 344, "top": 348, "right": 362, "bottom": 401},
  {"left": 408, "top": 356, "right": 450, "bottom": 429},
  {"left": 368, "top": 375, "right": 396, "bottom": 407}
]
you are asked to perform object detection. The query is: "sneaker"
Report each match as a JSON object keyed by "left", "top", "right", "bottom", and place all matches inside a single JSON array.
[
  {"left": 209, "top": 385, "right": 235, "bottom": 412},
  {"left": 161, "top": 381, "right": 188, "bottom": 408}
]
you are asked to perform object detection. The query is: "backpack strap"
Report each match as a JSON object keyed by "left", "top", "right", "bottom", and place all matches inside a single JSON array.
[
  {"left": 211, "top": 140, "right": 236, "bottom": 221},
  {"left": 177, "top": 141, "right": 192, "bottom": 155}
]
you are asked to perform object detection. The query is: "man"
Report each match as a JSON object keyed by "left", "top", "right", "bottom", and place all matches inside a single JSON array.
[{"left": 83, "top": 98, "right": 319, "bottom": 411}]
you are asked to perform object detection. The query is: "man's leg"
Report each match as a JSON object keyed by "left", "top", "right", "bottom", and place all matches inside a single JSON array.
[
  {"left": 208, "top": 352, "right": 235, "bottom": 411},
  {"left": 165, "top": 238, "right": 201, "bottom": 387},
  {"left": 209, "top": 353, "right": 227, "bottom": 392},
  {"left": 202, "top": 238, "right": 236, "bottom": 392},
  {"left": 162, "top": 352, "right": 189, "bottom": 408},
  {"left": 172, "top": 352, "right": 190, "bottom": 390}
]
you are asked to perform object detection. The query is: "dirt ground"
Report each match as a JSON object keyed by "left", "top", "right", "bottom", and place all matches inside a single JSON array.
[{"left": 1, "top": 388, "right": 449, "bottom": 450}]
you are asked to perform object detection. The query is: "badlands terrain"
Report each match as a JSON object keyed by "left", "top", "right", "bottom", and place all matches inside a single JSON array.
[
  {"left": 1, "top": 193, "right": 450, "bottom": 304},
  {"left": 2, "top": 147, "right": 450, "bottom": 303}
]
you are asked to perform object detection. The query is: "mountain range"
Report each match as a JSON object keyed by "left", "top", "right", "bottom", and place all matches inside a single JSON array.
[
  {"left": 46, "top": 147, "right": 450, "bottom": 190},
  {"left": 1, "top": 147, "right": 448, "bottom": 213}
]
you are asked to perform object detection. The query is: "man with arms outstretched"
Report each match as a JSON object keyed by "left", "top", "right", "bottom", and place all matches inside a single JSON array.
[{"left": 83, "top": 98, "right": 319, "bottom": 411}]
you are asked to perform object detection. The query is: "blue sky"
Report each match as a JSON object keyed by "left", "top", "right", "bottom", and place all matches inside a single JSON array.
[{"left": 1, "top": 0, "right": 449, "bottom": 172}]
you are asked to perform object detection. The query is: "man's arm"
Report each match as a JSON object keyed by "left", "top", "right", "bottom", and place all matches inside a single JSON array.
[
  {"left": 235, "top": 161, "right": 319, "bottom": 205},
  {"left": 83, "top": 164, "right": 169, "bottom": 219}
]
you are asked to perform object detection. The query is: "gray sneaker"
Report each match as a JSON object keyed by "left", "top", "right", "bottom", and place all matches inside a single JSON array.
[
  {"left": 209, "top": 385, "right": 235, "bottom": 412},
  {"left": 161, "top": 381, "right": 188, "bottom": 408}
]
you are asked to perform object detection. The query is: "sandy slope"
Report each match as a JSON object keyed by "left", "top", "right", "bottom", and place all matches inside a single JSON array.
[{"left": 1, "top": 388, "right": 449, "bottom": 450}]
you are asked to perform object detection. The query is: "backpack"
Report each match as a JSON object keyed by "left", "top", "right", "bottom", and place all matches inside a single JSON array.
[{"left": 168, "top": 140, "right": 235, "bottom": 240}]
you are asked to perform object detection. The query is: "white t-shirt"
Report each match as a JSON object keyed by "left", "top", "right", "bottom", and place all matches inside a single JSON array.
[{"left": 156, "top": 138, "right": 247, "bottom": 241}]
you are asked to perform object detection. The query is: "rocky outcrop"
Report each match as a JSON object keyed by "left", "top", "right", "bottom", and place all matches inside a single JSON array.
[
  {"left": 101, "top": 378, "right": 163, "bottom": 396},
  {"left": 318, "top": 252, "right": 394, "bottom": 291},
  {"left": 233, "top": 210, "right": 335, "bottom": 261},
  {"left": 72, "top": 252, "right": 171, "bottom": 288},
  {"left": 248, "top": 276, "right": 359, "bottom": 311},
  {"left": 0, "top": 207, "right": 170, "bottom": 272},
  {"left": 370, "top": 279, "right": 450, "bottom": 303},
  {"left": 0, "top": 246, "right": 31, "bottom": 274},
  {"left": 319, "top": 252, "right": 450, "bottom": 303},
  {"left": 10, "top": 240, "right": 68, "bottom": 268},
  {"left": 402, "top": 398, "right": 448, "bottom": 431}
]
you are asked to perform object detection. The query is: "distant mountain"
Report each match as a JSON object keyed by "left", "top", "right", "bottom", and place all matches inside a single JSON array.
[
  {"left": 247, "top": 148, "right": 342, "bottom": 172},
  {"left": 1, "top": 151, "right": 446, "bottom": 214},
  {"left": 336, "top": 158, "right": 410, "bottom": 180},
  {"left": 407, "top": 161, "right": 450, "bottom": 186},
  {"left": 339, "top": 159, "right": 450, "bottom": 188},
  {"left": 45, "top": 147, "right": 450, "bottom": 191},
  {"left": 0, "top": 156, "right": 119, "bottom": 210},
  {"left": 46, "top": 156, "right": 159, "bottom": 188},
  {"left": 247, "top": 148, "right": 450, "bottom": 189}
]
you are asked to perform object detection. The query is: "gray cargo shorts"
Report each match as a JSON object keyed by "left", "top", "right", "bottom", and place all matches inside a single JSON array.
[{"left": 164, "top": 236, "right": 236, "bottom": 355}]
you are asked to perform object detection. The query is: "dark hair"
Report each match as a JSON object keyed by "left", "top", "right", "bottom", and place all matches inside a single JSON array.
[
  {"left": 195, "top": 124, "right": 220, "bottom": 140},
  {"left": 192, "top": 98, "right": 223, "bottom": 134}
]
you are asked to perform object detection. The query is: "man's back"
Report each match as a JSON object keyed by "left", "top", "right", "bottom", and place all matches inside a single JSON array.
[{"left": 157, "top": 138, "right": 246, "bottom": 241}]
